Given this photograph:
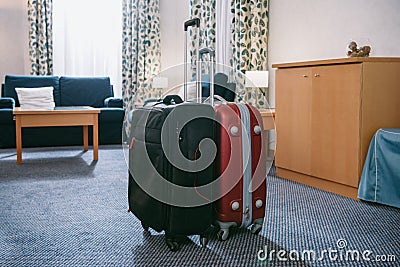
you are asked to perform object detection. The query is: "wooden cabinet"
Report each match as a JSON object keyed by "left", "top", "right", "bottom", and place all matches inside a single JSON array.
[
  {"left": 274, "top": 67, "right": 313, "bottom": 175},
  {"left": 273, "top": 58, "right": 400, "bottom": 199}
]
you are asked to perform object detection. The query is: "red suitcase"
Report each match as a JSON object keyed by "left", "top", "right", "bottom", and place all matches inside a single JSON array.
[
  {"left": 197, "top": 46, "right": 266, "bottom": 241},
  {"left": 214, "top": 102, "right": 267, "bottom": 241}
]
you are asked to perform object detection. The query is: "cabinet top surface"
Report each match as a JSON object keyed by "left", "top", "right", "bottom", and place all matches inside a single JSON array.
[{"left": 272, "top": 57, "right": 400, "bottom": 69}]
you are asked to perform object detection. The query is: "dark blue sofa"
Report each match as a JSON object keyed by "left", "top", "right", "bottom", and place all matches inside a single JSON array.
[{"left": 0, "top": 75, "right": 124, "bottom": 148}]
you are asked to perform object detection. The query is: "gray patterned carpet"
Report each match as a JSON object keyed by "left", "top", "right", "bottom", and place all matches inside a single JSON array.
[{"left": 0, "top": 145, "right": 399, "bottom": 266}]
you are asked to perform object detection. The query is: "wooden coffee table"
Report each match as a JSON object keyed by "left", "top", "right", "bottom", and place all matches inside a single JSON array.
[{"left": 13, "top": 106, "right": 101, "bottom": 164}]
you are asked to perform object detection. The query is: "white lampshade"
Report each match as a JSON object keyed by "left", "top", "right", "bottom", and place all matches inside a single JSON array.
[
  {"left": 245, "top": 71, "right": 269, "bottom": 88},
  {"left": 152, "top": 77, "right": 169, "bottom": 88}
]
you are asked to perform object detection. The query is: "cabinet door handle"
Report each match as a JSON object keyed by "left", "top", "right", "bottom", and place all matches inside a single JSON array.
[
  {"left": 302, "top": 74, "right": 308, "bottom": 78},
  {"left": 314, "top": 73, "right": 320, "bottom": 77}
]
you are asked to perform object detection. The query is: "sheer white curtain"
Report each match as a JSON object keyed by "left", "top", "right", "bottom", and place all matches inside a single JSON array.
[
  {"left": 53, "top": 0, "right": 122, "bottom": 97},
  {"left": 215, "top": 0, "right": 232, "bottom": 76}
]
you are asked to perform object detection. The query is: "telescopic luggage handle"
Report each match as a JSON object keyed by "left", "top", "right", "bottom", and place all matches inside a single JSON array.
[
  {"left": 184, "top": 18, "right": 200, "bottom": 31},
  {"left": 184, "top": 18, "right": 201, "bottom": 103},
  {"left": 199, "top": 47, "right": 215, "bottom": 58},
  {"left": 199, "top": 47, "right": 215, "bottom": 106}
]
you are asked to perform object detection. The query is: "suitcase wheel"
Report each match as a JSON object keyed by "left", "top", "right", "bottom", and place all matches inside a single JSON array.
[
  {"left": 217, "top": 229, "right": 229, "bottom": 241},
  {"left": 141, "top": 221, "right": 149, "bottom": 232},
  {"left": 200, "top": 235, "right": 208, "bottom": 247},
  {"left": 166, "top": 238, "right": 179, "bottom": 252},
  {"left": 250, "top": 223, "right": 262, "bottom": 235}
]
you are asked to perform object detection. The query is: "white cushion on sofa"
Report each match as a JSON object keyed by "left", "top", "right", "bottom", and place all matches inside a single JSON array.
[{"left": 15, "top": 87, "right": 55, "bottom": 110}]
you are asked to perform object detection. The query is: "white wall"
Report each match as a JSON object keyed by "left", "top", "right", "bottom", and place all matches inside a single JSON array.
[
  {"left": 0, "top": 0, "right": 29, "bottom": 93},
  {"left": 268, "top": 0, "right": 400, "bottom": 107}
]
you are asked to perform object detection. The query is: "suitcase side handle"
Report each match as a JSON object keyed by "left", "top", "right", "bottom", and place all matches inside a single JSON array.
[
  {"left": 184, "top": 18, "right": 200, "bottom": 31},
  {"left": 204, "top": 95, "right": 227, "bottom": 105}
]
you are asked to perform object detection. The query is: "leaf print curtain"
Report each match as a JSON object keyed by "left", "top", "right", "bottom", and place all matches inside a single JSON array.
[
  {"left": 122, "top": 0, "right": 161, "bottom": 109},
  {"left": 231, "top": 0, "right": 269, "bottom": 107},
  {"left": 189, "top": 0, "right": 216, "bottom": 77},
  {"left": 27, "top": 0, "right": 53, "bottom": 75},
  {"left": 122, "top": 0, "right": 161, "bottom": 137}
]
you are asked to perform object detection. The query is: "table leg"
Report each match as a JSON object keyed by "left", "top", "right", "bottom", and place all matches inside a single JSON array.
[
  {"left": 93, "top": 117, "right": 99, "bottom": 161},
  {"left": 83, "top": 125, "right": 88, "bottom": 151},
  {"left": 15, "top": 116, "right": 22, "bottom": 164},
  {"left": 262, "top": 112, "right": 276, "bottom": 163}
]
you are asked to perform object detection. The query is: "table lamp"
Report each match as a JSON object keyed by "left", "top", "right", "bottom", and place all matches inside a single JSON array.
[
  {"left": 245, "top": 70, "right": 268, "bottom": 109},
  {"left": 245, "top": 70, "right": 269, "bottom": 97}
]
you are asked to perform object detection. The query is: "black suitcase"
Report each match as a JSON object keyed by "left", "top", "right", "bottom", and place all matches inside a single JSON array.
[
  {"left": 128, "top": 100, "right": 215, "bottom": 251},
  {"left": 128, "top": 18, "right": 216, "bottom": 251}
]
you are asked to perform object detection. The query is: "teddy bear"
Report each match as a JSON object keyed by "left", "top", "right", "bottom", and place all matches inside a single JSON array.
[{"left": 347, "top": 41, "right": 371, "bottom": 57}]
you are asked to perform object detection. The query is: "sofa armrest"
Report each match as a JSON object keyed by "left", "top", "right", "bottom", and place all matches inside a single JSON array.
[
  {"left": 0, "top": 97, "right": 15, "bottom": 109},
  {"left": 104, "top": 97, "right": 123, "bottom": 108}
]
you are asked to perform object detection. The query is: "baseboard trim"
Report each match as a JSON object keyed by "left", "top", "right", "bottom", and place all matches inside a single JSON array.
[{"left": 276, "top": 167, "right": 359, "bottom": 200}]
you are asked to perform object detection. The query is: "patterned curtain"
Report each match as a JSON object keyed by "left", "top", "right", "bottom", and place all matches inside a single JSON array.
[
  {"left": 27, "top": 0, "right": 53, "bottom": 75},
  {"left": 231, "top": 0, "right": 269, "bottom": 107},
  {"left": 122, "top": 0, "right": 161, "bottom": 111},
  {"left": 189, "top": 0, "right": 216, "bottom": 76}
]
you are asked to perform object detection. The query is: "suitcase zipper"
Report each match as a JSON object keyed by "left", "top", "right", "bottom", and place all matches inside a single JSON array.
[{"left": 193, "top": 146, "right": 211, "bottom": 202}]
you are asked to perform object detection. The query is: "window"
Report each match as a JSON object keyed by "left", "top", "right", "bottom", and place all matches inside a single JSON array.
[{"left": 53, "top": 0, "right": 122, "bottom": 97}]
